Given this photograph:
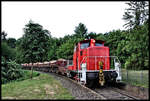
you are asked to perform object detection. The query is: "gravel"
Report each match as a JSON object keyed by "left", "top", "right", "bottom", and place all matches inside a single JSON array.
[{"left": 48, "top": 73, "right": 103, "bottom": 100}]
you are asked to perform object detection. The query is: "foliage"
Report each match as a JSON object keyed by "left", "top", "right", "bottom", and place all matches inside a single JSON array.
[
  {"left": 1, "top": 57, "right": 24, "bottom": 84},
  {"left": 48, "top": 23, "right": 88, "bottom": 60},
  {"left": 7, "top": 38, "right": 16, "bottom": 48},
  {"left": 1, "top": 31, "right": 25, "bottom": 84},
  {"left": 123, "top": 23, "right": 149, "bottom": 70},
  {"left": 1, "top": 42, "right": 16, "bottom": 60},
  {"left": 15, "top": 37, "right": 25, "bottom": 63},
  {"left": 95, "top": 33, "right": 107, "bottom": 41},
  {"left": 86, "top": 32, "right": 97, "bottom": 39},
  {"left": 104, "top": 30, "right": 124, "bottom": 56},
  {"left": 1, "top": 31, "right": 17, "bottom": 61},
  {"left": 48, "top": 37, "right": 60, "bottom": 60},
  {"left": 104, "top": 23, "right": 149, "bottom": 70},
  {"left": 15, "top": 70, "right": 40, "bottom": 82},
  {"left": 18, "top": 20, "right": 51, "bottom": 63},
  {"left": 123, "top": 1, "right": 149, "bottom": 29},
  {"left": 74, "top": 22, "right": 88, "bottom": 38},
  {"left": 56, "top": 37, "right": 84, "bottom": 60}
]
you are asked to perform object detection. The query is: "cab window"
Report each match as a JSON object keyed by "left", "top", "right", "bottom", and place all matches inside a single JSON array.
[
  {"left": 95, "top": 43, "right": 103, "bottom": 46},
  {"left": 80, "top": 42, "right": 89, "bottom": 49}
]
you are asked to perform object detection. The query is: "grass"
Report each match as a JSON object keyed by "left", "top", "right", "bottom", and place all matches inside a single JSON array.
[
  {"left": 121, "top": 69, "right": 149, "bottom": 88},
  {"left": 2, "top": 71, "right": 75, "bottom": 100}
]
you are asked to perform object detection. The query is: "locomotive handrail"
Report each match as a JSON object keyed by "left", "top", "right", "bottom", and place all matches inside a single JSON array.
[
  {"left": 79, "top": 55, "right": 122, "bottom": 83},
  {"left": 80, "top": 56, "right": 121, "bottom": 70}
]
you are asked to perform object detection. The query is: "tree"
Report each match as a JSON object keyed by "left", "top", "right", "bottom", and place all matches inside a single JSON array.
[
  {"left": 56, "top": 37, "right": 84, "bottom": 60},
  {"left": 74, "top": 23, "right": 88, "bottom": 38},
  {"left": 86, "top": 32, "right": 97, "bottom": 39},
  {"left": 15, "top": 37, "right": 24, "bottom": 63},
  {"left": 1, "top": 31, "right": 7, "bottom": 41},
  {"left": 123, "top": 1, "right": 149, "bottom": 29},
  {"left": 20, "top": 20, "right": 50, "bottom": 63},
  {"left": 1, "top": 42, "right": 16, "bottom": 60},
  {"left": 19, "top": 20, "right": 51, "bottom": 79},
  {"left": 48, "top": 37, "right": 60, "bottom": 60},
  {"left": 96, "top": 33, "right": 106, "bottom": 41},
  {"left": 123, "top": 23, "right": 149, "bottom": 70},
  {"left": 7, "top": 38, "right": 16, "bottom": 48}
]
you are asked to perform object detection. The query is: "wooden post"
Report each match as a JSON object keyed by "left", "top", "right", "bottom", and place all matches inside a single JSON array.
[
  {"left": 141, "top": 70, "right": 143, "bottom": 83},
  {"left": 31, "top": 63, "right": 33, "bottom": 79},
  {"left": 127, "top": 70, "right": 128, "bottom": 82}
]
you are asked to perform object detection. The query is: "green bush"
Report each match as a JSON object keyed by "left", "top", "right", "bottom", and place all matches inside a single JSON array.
[
  {"left": 1, "top": 57, "right": 24, "bottom": 84},
  {"left": 16, "top": 70, "right": 40, "bottom": 82}
]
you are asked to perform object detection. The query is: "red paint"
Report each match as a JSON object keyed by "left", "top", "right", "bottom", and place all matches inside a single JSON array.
[{"left": 69, "top": 39, "right": 110, "bottom": 71}]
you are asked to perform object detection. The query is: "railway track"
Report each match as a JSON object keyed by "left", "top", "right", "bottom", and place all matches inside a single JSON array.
[
  {"left": 36, "top": 70, "right": 140, "bottom": 100},
  {"left": 92, "top": 86, "right": 140, "bottom": 100}
]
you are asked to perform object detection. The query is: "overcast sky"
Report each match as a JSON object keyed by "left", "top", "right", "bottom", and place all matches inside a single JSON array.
[{"left": 2, "top": 1, "right": 128, "bottom": 39}]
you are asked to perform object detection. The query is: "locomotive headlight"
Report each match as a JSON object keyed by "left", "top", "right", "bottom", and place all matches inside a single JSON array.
[
  {"left": 81, "top": 63, "right": 87, "bottom": 84},
  {"left": 81, "top": 63, "right": 86, "bottom": 70},
  {"left": 115, "top": 62, "right": 122, "bottom": 81},
  {"left": 115, "top": 62, "right": 120, "bottom": 71}
]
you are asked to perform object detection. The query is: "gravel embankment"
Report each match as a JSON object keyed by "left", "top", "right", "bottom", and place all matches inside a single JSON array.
[{"left": 48, "top": 73, "right": 103, "bottom": 100}]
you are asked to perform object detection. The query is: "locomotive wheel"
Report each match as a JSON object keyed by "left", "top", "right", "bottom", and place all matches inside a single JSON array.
[
  {"left": 106, "top": 79, "right": 117, "bottom": 87},
  {"left": 110, "top": 79, "right": 117, "bottom": 86}
]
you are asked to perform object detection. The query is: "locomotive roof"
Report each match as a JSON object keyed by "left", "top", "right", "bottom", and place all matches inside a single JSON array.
[{"left": 76, "top": 39, "right": 105, "bottom": 45}]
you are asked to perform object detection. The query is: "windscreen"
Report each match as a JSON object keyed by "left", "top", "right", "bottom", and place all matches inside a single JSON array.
[
  {"left": 95, "top": 42, "right": 103, "bottom": 46},
  {"left": 80, "top": 42, "right": 89, "bottom": 49}
]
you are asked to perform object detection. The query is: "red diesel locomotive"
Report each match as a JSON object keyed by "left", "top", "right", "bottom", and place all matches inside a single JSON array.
[
  {"left": 22, "top": 39, "right": 121, "bottom": 87},
  {"left": 67, "top": 39, "right": 121, "bottom": 86}
]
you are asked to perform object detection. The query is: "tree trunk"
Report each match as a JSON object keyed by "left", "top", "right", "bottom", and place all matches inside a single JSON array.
[{"left": 31, "top": 63, "right": 33, "bottom": 79}]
